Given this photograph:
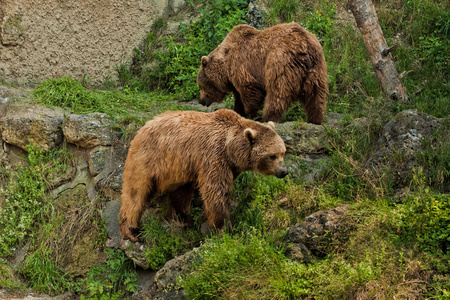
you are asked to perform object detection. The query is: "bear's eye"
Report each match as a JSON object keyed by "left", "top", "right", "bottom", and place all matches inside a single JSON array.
[{"left": 270, "top": 155, "right": 277, "bottom": 160}]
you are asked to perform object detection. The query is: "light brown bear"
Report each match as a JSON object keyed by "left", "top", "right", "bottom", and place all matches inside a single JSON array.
[
  {"left": 119, "top": 109, "right": 288, "bottom": 241},
  {"left": 197, "top": 22, "right": 328, "bottom": 124}
]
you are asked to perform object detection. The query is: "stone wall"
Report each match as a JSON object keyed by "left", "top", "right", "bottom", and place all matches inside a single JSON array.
[{"left": 0, "top": 0, "right": 184, "bottom": 86}]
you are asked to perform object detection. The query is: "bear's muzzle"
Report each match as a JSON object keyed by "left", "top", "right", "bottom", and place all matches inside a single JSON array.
[
  {"left": 275, "top": 161, "right": 288, "bottom": 178},
  {"left": 199, "top": 95, "right": 212, "bottom": 107}
]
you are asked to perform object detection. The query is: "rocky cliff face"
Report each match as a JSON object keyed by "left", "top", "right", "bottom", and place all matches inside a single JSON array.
[{"left": 0, "top": 0, "right": 185, "bottom": 86}]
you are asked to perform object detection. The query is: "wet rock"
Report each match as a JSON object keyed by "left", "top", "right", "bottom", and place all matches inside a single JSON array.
[
  {"left": 275, "top": 114, "right": 343, "bottom": 183},
  {"left": 275, "top": 121, "right": 328, "bottom": 155},
  {"left": 103, "top": 199, "right": 122, "bottom": 249},
  {"left": 89, "top": 146, "right": 113, "bottom": 176},
  {"left": 96, "top": 164, "right": 124, "bottom": 200},
  {"left": 285, "top": 242, "right": 314, "bottom": 264}
]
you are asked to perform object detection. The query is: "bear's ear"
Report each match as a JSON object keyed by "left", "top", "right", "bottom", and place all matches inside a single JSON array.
[
  {"left": 267, "top": 121, "right": 275, "bottom": 131},
  {"left": 201, "top": 56, "right": 209, "bottom": 68},
  {"left": 244, "top": 128, "right": 257, "bottom": 145}
]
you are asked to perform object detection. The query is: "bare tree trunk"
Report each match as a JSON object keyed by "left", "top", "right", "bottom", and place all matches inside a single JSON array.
[{"left": 348, "top": 0, "right": 408, "bottom": 101}]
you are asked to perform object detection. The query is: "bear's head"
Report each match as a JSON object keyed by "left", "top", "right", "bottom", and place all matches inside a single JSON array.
[
  {"left": 226, "top": 121, "right": 288, "bottom": 179},
  {"left": 197, "top": 55, "right": 229, "bottom": 107}
]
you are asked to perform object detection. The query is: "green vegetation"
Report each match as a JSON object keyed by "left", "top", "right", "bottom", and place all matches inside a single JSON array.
[
  {"left": 141, "top": 215, "right": 202, "bottom": 270},
  {"left": 180, "top": 231, "right": 313, "bottom": 299},
  {"left": 81, "top": 249, "right": 139, "bottom": 300},
  {"left": 1, "top": 0, "right": 449, "bottom": 298},
  {"left": 32, "top": 77, "right": 189, "bottom": 125},
  {"left": 0, "top": 145, "right": 71, "bottom": 257},
  {"left": 19, "top": 247, "right": 73, "bottom": 295},
  {"left": 0, "top": 259, "right": 24, "bottom": 292}
]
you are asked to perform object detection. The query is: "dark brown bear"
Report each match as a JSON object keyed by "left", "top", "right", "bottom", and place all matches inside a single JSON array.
[
  {"left": 119, "top": 109, "right": 287, "bottom": 241},
  {"left": 197, "top": 22, "right": 328, "bottom": 124}
]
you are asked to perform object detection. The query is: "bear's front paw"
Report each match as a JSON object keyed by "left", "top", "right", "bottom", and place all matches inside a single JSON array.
[{"left": 120, "top": 226, "right": 141, "bottom": 242}]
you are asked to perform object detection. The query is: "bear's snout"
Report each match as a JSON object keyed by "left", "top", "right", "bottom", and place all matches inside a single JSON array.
[
  {"left": 275, "top": 161, "right": 288, "bottom": 178},
  {"left": 199, "top": 94, "right": 212, "bottom": 107}
]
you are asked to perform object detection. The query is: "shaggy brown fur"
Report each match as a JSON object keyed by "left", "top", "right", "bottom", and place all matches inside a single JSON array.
[
  {"left": 119, "top": 109, "right": 287, "bottom": 241},
  {"left": 197, "top": 22, "right": 328, "bottom": 124}
]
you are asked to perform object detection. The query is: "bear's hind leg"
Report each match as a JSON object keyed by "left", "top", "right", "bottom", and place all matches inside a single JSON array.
[
  {"left": 166, "top": 183, "right": 195, "bottom": 227},
  {"left": 304, "top": 88, "right": 326, "bottom": 125},
  {"left": 262, "top": 91, "right": 291, "bottom": 122}
]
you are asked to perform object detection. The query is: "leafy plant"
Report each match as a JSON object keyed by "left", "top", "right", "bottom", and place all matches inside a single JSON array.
[
  {"left": 395, "top": 169, "right": 450, "bottom": 266},
  {"left": 304, "top": 3, "right": 336, "bottom": 43},
  {"left": 82, "top": 249, "right": 138, "bottom": 299}
]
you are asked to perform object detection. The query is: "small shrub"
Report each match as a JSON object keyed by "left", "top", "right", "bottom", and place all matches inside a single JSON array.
[{"left": 304, "top": 4, "right": 336, "bottom": 43}]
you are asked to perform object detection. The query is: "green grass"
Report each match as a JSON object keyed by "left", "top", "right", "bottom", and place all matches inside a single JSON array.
[
  {"left": 180, "top": 231, "right": 314, "bottom": 300},
  {"left": 31, "top": 77, "right": 190, "bottom": 125},
  {"left": 19, "top": 247, "right": 74, "bottom": 295}
]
